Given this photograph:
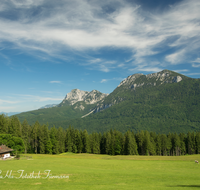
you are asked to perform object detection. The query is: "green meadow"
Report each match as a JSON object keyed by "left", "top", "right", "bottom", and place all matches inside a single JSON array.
[{"left": 0, "top": 153, "right": 200, "bottom": 190}]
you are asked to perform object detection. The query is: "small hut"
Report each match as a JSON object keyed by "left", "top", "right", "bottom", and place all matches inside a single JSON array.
[{"left": 0, "top": 144, "right": 13, "bottom": 159}]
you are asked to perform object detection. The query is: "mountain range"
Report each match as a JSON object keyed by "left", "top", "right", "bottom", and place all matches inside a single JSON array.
[{"left": 15, "top": 69, "right": 200, "bottom": 134}]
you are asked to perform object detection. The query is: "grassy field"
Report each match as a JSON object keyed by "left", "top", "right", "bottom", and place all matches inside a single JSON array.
[{"left": 0, "top": 153, "right": 200, "bottom": 190}]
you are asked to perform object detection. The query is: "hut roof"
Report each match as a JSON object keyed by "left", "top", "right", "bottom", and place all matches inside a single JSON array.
[{"left": 0, "top": 144, "right": 13, "bottom": 154}]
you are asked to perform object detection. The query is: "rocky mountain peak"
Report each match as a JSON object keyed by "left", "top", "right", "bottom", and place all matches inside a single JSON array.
[
  {"left": 93, "top": 70, "right": 185, "bottom": 114},
  {"left": 85, "top": 90, "right": 109, "bottom": 104},
  {"left": 118, "top": 73, "right": 144, "bottom": 87},
  {"left": 118, "top": 70, "right": 183, "bottom": 90},
  {"left": 61, "top": 89, "right": 108, "bottom": 106},
  {"left": 63, "top": 89, "right": 89, "bottom": 105},
  {"left": 146, "top": 70, "right": 183, "bottom": 83},
  {"left": 64, "top": 89, "right": 88, "bottom": 105}
]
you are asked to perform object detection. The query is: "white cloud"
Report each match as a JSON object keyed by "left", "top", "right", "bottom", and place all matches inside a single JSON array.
[
  {"left": 191, "top": 58, "right": 200, "bottom": 67},
  {"left": 173, "top": 69, "right": 189, "bottom": 73},
  {"left": 0, "top": 94, "right": 64, "bottom": 112},
  {"left": 17, "top": 94, "right": 63, "bottom": 102},
  {"left": 0, "top": 52, "right": 11, "bottom": 66},
  {"left": 0, "top": 0, "right": 200, "bottom": 71},
  {"left": 165, "top": 50, "right": 186, "bottom": 64},
  {"left": 50, "top": 81, "right": 62, "bottom": 84},
  {"left": 192, "top": 58, "right": 200, "bottom": 63},
  {"left": 187, "top": 73, "right": 200, "bottom": 76},
  {"left": 84, "top": 58, "right": 117, "bottom": 72},
  {"left": 10, "top": 0, "right": 44, "bottom": 8},
  {"left": 0, "top": 106, "right": 16, "bottom": 112},
  {"left": 0, "top": 99, "right": 19, "bottom": 104},
  {"left": 100, "top": 77, "right": 124, "bottom": 83},
  {"left": 35, "top": 97, "right": 63, "bottom": 102},
  {"left": 89, "top": 58, "right": 102, "bottom": 64},
  {"left": 130, "top": 67, "right": 162, "bottom": 73},
  {"left": 192, "top": 64, "right": 200, "bottom": 68},
  {"left": 100, "top": 79, "right": 108, "bottom": 83},
  {"left": 41, "top": 91, "right": 54, "bottom": 94},
  {"left": 139, "top": 68, "right": 162, "bottom": 73},
  {"left": 118, "top": 63, "right": 125, "bottom": 68}
]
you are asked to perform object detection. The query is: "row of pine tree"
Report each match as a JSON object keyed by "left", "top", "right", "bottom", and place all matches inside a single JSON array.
[{"left": 0, "top": 114, "right": 200, "bottom": 155}]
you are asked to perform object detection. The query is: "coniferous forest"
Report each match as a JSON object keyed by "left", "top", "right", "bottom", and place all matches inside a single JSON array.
[{"left": 1, "top": 114, "right": 200, "bottom": 156}]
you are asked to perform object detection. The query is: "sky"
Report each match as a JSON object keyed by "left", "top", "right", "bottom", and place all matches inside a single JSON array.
[{"left": 0, "top": 0, "right": 200, "bottom": 113}]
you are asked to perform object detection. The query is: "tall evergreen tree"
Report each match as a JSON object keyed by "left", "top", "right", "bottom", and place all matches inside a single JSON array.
[
  {"left": 0, "top": 114, "right": 9, "bottom": 134},
  {"left": 161, "top": 134, "right": 168, "bottom": 156},
  {"left": 38, "top": 125, "right": 45, "bottom": 154},
  {"left": 156, "top": 134, "right": 162, "bottom": 156},
  {"left": 74, "top": 129, "right": 82, "bottom": 153},
  {"left": 172, "top": 133, "right": 181, "bottom": 156},
  {"left": 21, "top": 119, "right": 30, "bottom": 154},
  {"left": 105, "top": 131, "right": 111, "bottom": 155},
  {"left": 8, "top": 116, "right": 22, "bottom": 137},
  {"left": 100, "top": 132, "right": 107, "bottom": 154},
  {"left": 32, "top": 121, "right": 40, "bottom": 154},
  {"left": 196, "top": 132, "right": 200, "bottom": 154},
  {"left": 90, "top": 132, "right": 100, "bottom": 154},
  {"left": 57, "top": 127, "right": 66, "bottom": 153},
  {"left": 143, "top": 131, "right": 155, "bottom": 155},
  {"left": 82, "top": 129, "right": 91, "bottom": 153},
  {"left": 167, "top": 133, "right": 172, "bottom": 156},
  {"left": 42, "top": 124, "right": 52, "bottom": 154},
  {"left": 179, "top": 133, "right": 186, "bottom": 155},
  {"left": 109, "top": 129, "right": 115, "bottom": 155},
  {"left": 114, "top": 130, "right": 123, "bottom": 155},
  {"left": 186, "top": 132, "right": 196, "bottom": 154},
  {"left": 136, "top": 131, "right": 145, "bottom": 155},
  {"left": 65, "top": 126, "right": 73, "bottom": 152},
  {"left": 50, "top": 126, "right": 59, "bottom": 154},
  {"left": 124, "top": 131, "right": 138, "bottom": 155},
  {"left": 191, "top": 132, "right": 196, "bottom": 154}
]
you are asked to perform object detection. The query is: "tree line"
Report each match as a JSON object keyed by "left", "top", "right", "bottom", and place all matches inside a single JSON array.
[{"left": 0, "top": 114, "right": 200, "bottom": 155}]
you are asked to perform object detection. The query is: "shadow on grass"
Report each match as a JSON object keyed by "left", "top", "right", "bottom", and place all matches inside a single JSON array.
[{"left": 168, "top": 185, "right": 200, "bottom": 188}]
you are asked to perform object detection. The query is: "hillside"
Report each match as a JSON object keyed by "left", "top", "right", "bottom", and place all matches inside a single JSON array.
[
  {"left": 16, "top": 89, "right": 108, "bottom": 125},
  {"left": 63, "top": 78, "right": 200, "bottom": 134},
  {"left": 16, "top": 70, "right": 200, "bottom": 134}
]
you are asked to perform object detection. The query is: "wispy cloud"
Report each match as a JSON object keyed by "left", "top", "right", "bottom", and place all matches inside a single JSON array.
[
  {"left": 100, "top": 77, "right": 124, "bottom": 83},
  {"left": 0, "top": 52, "right": 12, "bottom": 66},
  {"left": 136, "top": 67, "right": 162, "bottom": 73},
  {"left": 0, "top": 0, "right": 200, "bottom": 72},
  {"left": 165, "top": 50, "right": 186, "bottom": 64},
  {"left": 187, "top": 73, "right": 200, "bottom": 76},
  {"left": 0, "top": 99, "right": 20, "bottom": 112},
  {"left": 192, "top": 64, "right": 200, "bottom": 68},
  {"left": 16, "top": 94, "right": 63, "bottom": 102},
  {"left": 192, "top": 58, "right": 200, "bottom": 63},
  {"left": 0, "top": 106, "right": 17, "bottom": 111},
  {"left": 191, "top": 58, "right": 200, "bottom": 67},
  {"left": 173, "top": 69, "right": 189, "bottom": 73},
  {"left": 0, "top": 99, "right": 19, "bottom": 104},
  {"left": 84, "top": 58, "right": 117, "bottom": 72},
  {"left": 41, "top": 91, "right": 55, "bottom": 94},
  {"left": 49, "top": 81, "right": 62, "bottom": 84},
  {"left": 100, "top": 79, "right": 108, "bottom": 83},
  {"left": 0, "top": 94, "right": 64, "bottom": 112}
]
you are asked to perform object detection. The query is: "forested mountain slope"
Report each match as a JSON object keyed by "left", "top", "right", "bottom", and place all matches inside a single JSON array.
[
  {"left": 16, "top": 70, "right": 200, "bottom": 134},
  {"left": 16, "top": 89, "right": 107, "bottom": 125},
  {"left": 49, "top": 70, "right": 200, "bottom": 134}
]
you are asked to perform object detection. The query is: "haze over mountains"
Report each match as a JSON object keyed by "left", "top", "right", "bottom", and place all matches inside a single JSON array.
[
  {"left": 15, "top": 69, "right": 200, "bottom": 134},
  {"left": 0, "top": 112, "right": 21, "bottom": 116}
]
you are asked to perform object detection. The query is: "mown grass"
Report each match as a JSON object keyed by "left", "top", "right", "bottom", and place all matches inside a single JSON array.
[{"left": 0, "top": 153, "right": 200, "bottom": 190}]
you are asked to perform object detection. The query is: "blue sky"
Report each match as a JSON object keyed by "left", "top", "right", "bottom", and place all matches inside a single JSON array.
[{"left": 0, "top": 0, "right": 200, "bottom": 112}]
